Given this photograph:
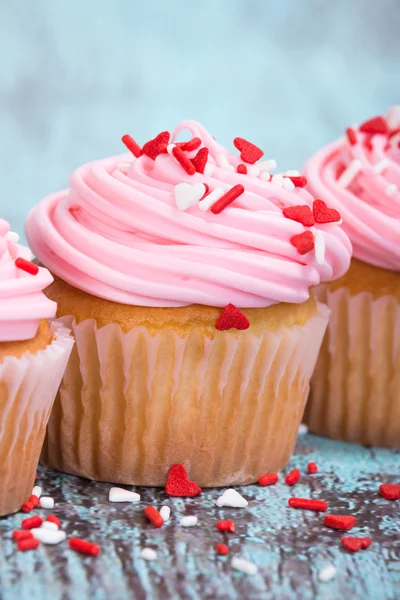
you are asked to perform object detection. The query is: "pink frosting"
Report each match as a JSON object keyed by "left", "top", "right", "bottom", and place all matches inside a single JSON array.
[
  {"left": 0, "top": 219, "right": 56, "bottom": 342},
  {"left": 26, "top": 121, "right": 351, "bottom": 308},
  {"left": 305, "top": 111, "right": 400, "bottom": 271}
]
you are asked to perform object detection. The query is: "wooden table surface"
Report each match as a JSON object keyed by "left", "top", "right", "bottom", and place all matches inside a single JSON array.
[{"left": 1, "top": 433, "right": 399, "bottom": 600}]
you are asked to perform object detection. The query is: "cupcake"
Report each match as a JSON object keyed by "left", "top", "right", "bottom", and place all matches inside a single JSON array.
[
  {"left": 25, "top": 120, "right": 351, "bottom": 487},
  {"left": 304, "top": 107, "right": 400, "bottom": 447},
  {"left": 0, "top": 220, "right": 73, "bottom": 515}
]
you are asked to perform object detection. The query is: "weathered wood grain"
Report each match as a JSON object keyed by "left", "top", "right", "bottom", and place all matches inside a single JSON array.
[{"left": 0, "top": 434, "right": 399, "bottom": 600}]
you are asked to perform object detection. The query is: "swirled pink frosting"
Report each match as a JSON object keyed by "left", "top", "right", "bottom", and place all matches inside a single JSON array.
[
  {"left": 305, "top": 109, "right": 400, "bottom": 271},
  {"left": 0, "top": 219, "right": 56, "bottom": 342},
  {"left": 26, "top": 121, "right": 351, "bottom": 308}
]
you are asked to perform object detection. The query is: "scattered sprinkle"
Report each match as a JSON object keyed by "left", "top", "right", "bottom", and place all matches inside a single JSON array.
[
  {"left": 175, "top": 137, "right": 201, "bottom": 152},
  {"left": 232, "top": 557, "right": 258, "bottom": 575},
  {"left": 237, "top": 164, "right": 247, "bottom": 174},
  {"left": 18, "top": 538, "right": 40, "bottom": 552},
  {"left": 298, "top": 424, "right": 308, "bottom": 435},
  {"left": 271, "top": 174, "right": 284, "bottom": 188},
  {"left": 166, "top": 143, "right": 176, "bottom": 155},
  {"left": 165, "top": 464, "right": 202, "bottom": 497},
  {"left": 379, "top": 483, "right": 400, "bottom": 501},
  {"left": 258, "top": 159, "right": 277, "bottom": 172},
  {"left": 5, "top": 231, "right": 20, "bottom": 243},
  {"left": 359, "top": 116, "right": 388, "bottom": 135},
  {"left": 216, "top": 520, "right": 235, "bottom": 533},
  {"left": 40, "top": 497, "right": 55, "bottom": 509},
  {"left": 192, "top": 147, "right": 209, "bottom": 174},
  {"left": 31, "top": 528, "right": 66, "bottom": 545},
  {"left": 288, "top": 498, "right": 328, "bottom": 512},
  {"left": 283, "top": 177, "right": 295, "bottom": 191},
  {"left": 345, "top": 127, "right": 357, "bottom": 145},
  {"left": 180, "top": 516, "right": 198, "bottom": 527},
  {"left": 282, "top": 205, "right": 314, "bottom": 227},
  {"left": 285, "top": 469, "right": 301, "bottom": 486},
  {"left": 387, "top": 105, "right": 400, "bottom": 130},
  {"left": 199, "top": 187, "right": 224, "bottom": 211},
  {"left": 216, "top": 543, "right": 230, "bottom": 555},
  {"left": 31, "top": 486, "right": 42, "bottom": 499},
  {"left": 211, "top": 184, "right": 245, "bottom": 214},
  {"left": 140, "top": 548, "right": 158, "bottom": 561},
  {"left": 12, "top": 530, "right": 34, "bottom": 542},
  {"left": 323, "top": 514, "right": 356, "bottom": 531},
  {"left": 314, "top": 230, "right": 326, "bottom": 265},
  {"left": 69, "top": 537, "right": 101, "bottom": 556},
  {"left": 341, "top": 537, "right": 372, "bottom": 552},
  {"left": 259, "top": 171, "right": 271, "bottom": 182},
  {"left": 290, "top": 231, "right": 315, "bottom": 255},
  {"left": 307, "top": 462, "right": 318, "bottom": 474},
  {"left": 29, "top": 495, "right": 40, "bottom": 509},
  {"left": 313, "top": 199, "right": 341, "bottom": 224},
  {"left": 215, "top": 304, "right": 250, "bottom": 331},
  {"left": 337, "top": 159, "right": 362, "bottom": 188},
  {"left": 21, "top": 501, "right": 34, "bottom": 513},
  {"left": 46, "top": 515, "right": 61, "bottom": 528},
  {"left": 258, "top": 473, "right": 279, "bottom": 487},
  {"left": 372, "top": 159, "right": 389, "bottom": 174},
  {"left": 144, "top": 506, "right": 164, "bottom": 528},
  {"left": 318, "top": 564, "right": 337, "bottom": 583},
  {"left": 41, "top": 521, "right": 59, "bottom": 531},
  {"left": 172, "top": 146, "right": 196, "bottom": 175},
  {"left": 22, "top": 516, "right": 43, "bottom": 530},
  {"left": 174, "top": 182, "right": 207, "bottom": 211},
  {"left": 109, "top": 487, "right": 141, "bottom": 503},
  {"left": 233, "top": 137, "right": 264, "bottom": 164},
  {"left": 121, "top": 134, "right": 142, "bottom": 158},
  {"left": 159, "top": 506, "right": 171, "bottom": 522},
  {"left": 15, "top": 257, "right": 39, "bottom": 276},
  {"left": 216, "top": 489, "right": 248, "bottom": 509},
  {"left": 288, "top": 175, "right": 307, "bottom": 188},
  {"left": 142, "top": 131, "right": 170, "bottom": 160},
  {"left": 247, "top": 165, "right": 260, "bottom": 177}
]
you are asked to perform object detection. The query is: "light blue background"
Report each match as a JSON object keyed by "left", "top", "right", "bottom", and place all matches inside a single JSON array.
[{"left": 1, "top": 0, "right": 399, "bottom": 239}]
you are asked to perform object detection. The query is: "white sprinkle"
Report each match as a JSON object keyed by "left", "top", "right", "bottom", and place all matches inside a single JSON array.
[
  {"left": 39, "top": 497, "right": 55, "bottom": 509},
  {"left": 216, "top": 153, "right": 234, "bottom": 171},
  {"left": 318, "top": 564, "right": 337, "bottom": 582},
  {"left": 372, "top": 159, "right": 389, "bottom": 174},
  {"left": 258, "top": 159, "right": 277, "bottom": 172},
  {"left": 259, "top": 172, "right": 271, "bottom": 182},
  {"left": 284, "top": 169, "right": 300, "bottom": 177},
  {"left": 41, "top": 521, "right": 59, "bottom": 531},
  {"left": 31, "top": 486, "right": 42, "bottom": 499},
  {"left": 216, "top": 489, "right": 248, "bottom": 508},
  {"left": 337, "top": 159, "right": 362, "bottom": 188},
  {"left": 140, "top": 547, "right": 157, "bottom": 561},
  {"left": 204, "top": 163, "right": 215, "bottom": 177},
  {"left": 232, "top": 557, "right": 258, "bottom": 575},
  {"left": 271, "top": 174, "right": 284, "bottom": 188},
  {"left": 314, "top": 230, "right": 326, "bottom": 265},
  {"left": 159, "top": 505, "right": 171, "bottom": 522},
  {"left": 180, "top": 516, "right": 198, "bottom": 527},
  {"left": 174, "top": 182, "right": 207, "bottom": 211},
  {"left": 109, "top": 487, "right": 141, "bottom": 503},
  {"left": 199, "top": 187, "right": 224, "bottom": 211},
  {"left": 387, "top": 105, "right": 400, "bottom": 130},
  {"left": 298, "top": 423, "right": 309, "bottom": 435},
  {"left": 5, "top": 231, "right": 20, "bottom": 243},
  {"left": 283, "top": 177, "right": 295, "bottom": 191},
  {"left": 246, "top": 165, "right": 260, "bottom": 177},
  {"left": 167, "top": 143, "right": 176, "bottom": 156},
  {"left": 386, "top": 184, "right": 398, "bottom": 196},
  {"left": 31, "top": 528, "right": 66, "bottom": 545}
]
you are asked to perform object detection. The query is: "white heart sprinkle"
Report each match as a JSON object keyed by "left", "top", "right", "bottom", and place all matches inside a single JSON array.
[
  {"left": 199, "top": 187, "right": 224, "bottom": 211},
  {"left": 216, "top": 488, "right": 248, "bottom": 508},
  {"left": 109, "top": 487, "right": 141, "bottom": 503},
  {"left": 174, "top": 183, "right": 206, "bottom": 211},
  {"left": 31, "top": 528, "right": 66, "bottom": 545}
]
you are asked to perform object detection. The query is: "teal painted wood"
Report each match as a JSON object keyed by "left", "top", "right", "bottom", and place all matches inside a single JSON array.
[{"left": 0, "top": 434, "right": 399, "bottom": 600}]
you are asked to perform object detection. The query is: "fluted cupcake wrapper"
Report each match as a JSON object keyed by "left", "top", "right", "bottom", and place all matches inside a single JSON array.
[
  {"left": 41, "top": 304, "right": 329, "bottom": 487},
  {"left": 306, "top": 286, "right": 400, "bottom": 447},
  {"left": 0, "top": 322, "right": 74, "bottom": 515}
]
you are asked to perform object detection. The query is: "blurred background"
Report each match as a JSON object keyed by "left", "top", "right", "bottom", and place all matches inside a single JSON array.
[{"left": 1, "top": 0, "right": 399, "bottom": 239}]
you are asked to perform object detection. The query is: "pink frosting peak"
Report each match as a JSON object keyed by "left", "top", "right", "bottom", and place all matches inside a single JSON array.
[
  {"left": 0, "top": 219, "right": 56, "bottom": 342},
  {"left": 304, "top": 108, "right": 400, "bottom": 271},
  {"left": 26, "top": 121, "right": 351, "bottom": 308}
]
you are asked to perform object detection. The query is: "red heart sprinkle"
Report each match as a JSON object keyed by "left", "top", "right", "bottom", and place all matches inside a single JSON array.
[
  {"left": 379, "top": 483, "right": 400, "bottom": 500},
  {"left": 175, "top": 137, "right": 201, "bottom": 152},
  {"left": 341, "top": 537, "right": 372, "bottom": 552},
  {"left": 313, "top": 199, "right": 341, "bottom": 224},
  {"left": 215, "top": 304, "right": 250, "bottom": 331},
  {"left": 323, "top": 514, "right": 356, "bottom": 531},
  {"left": 165, "top": 464, "right": 202, "bottom": 497},
  {"left": 191, "top": 147, "right": 209, "bottom": 174},
  {"left": 290, "top": 231, "right": 315, "bottom": 255},
  {"left": 288, "top": 175, "right": 307, "bottom": 188},
  {"left": 233, "top": 137, "right": 264, "bottom": 164},
  {"left": 142, "top": 131, "right": 170, "bottom": 160},
  {"left": 359, "top": 116, "right": 388, "bottom": 135},
  {"left": 283, "top": 205, "right": 314, "bottom": 227}
]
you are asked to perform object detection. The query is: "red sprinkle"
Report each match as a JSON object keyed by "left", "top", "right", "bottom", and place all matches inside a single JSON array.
[
  {"left": 142, "top": 131, "right": 170, "bottom": 160},
  {"left": 12, "top": 530, "right": 34, "bottom": 542},
  {"left": 233, "top": 137, "right": 264, "bottom": 164},
  {"left": 191, "top": 147, "right": 209, "bottom": 174},
  {"left": 341, "top": 537, "right": 372, "bottom": 552},
  {"left": 237, "top": 164, "right": 248, "bottom": 174},
  {"left": 324, "top": 514, "right": 356, "bottom": 531},
  {"left": 359, "top": 116, "right": 388, "bottom": 135},
  {"left": 307, "top": 462, "right": 318, "bottom": 474},
  {"left": 121, "top": 134, "right": 142, "bottom": 158},
  {"left": 165, "top": 464, "right": 202, "bottom": 497},
  {"left": 144, "top": 506, "right": 164, "bottom": 528},
  {"left": 21, "top": 501, "right": 34, "bottom": 513},
  {"left": 313, "top": 199, "right": 341, "bottom": 224},
  {"left": 172, "top": 146, "right": 196, "bottom": 175},
  {"left": 285, "top": 469, "right": 301, "bottom": 486},
  {"left": 22, "top": 516, "right": 43, "bottom": 530},
  {"left": 46, "top": 515, "right": 61, "bottom": 528},
  {"left": 364, "top": 135, "right": 374, "bottom": 152},
  {"left": 175, "top": 137, "right": 202, "bottom": 152},
  {"left": 18, "top": 538, "right": 40, "bottom": 552},
  {"left": 69, "top": 537, "right": 101, "bottom": 556},
  {"left": 288, "top": 498, "right": 328, "bottom": 512},
  {"left": 290, "top": 231, "right": 315, "bottom": 255},
  {"left": 345, "top": 127, "right": 357, "bottom": 145},
  {"left": 258, "top": 473, "right": 279, "bottom": 487},
  {"left": 216, "top": 520, "right": 235, "bottom": 533},
  {"left": 15, "top": 257, "right": 39, "bottom": 276},
  {"left": 211, "top": 184, "right": 244, "bottom": 214},
  {"left": 288, "top": 175, "right": 307, "bottom": 188},
  {"left": 216, "top": 543, "right": 230, "bottom": 555},
  {"left": 379, "top": 483, "right": 400, "bottom": 501},
  {"left": 282, "top": 205, "right": 314, "bottom": 227},
  {"left": 388, "top": 127, "right": 400, "bottom": 139},
  {"left": 215, "top": 304, "right": 250, "bottom": 331},
  {"left": 29, "top": 495, "right": 40, "bottom": 508}
]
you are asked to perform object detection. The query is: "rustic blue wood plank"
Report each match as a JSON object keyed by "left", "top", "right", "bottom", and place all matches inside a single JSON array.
[{"left": 0, "top": 434, "right": 399, "bottom": 599}]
